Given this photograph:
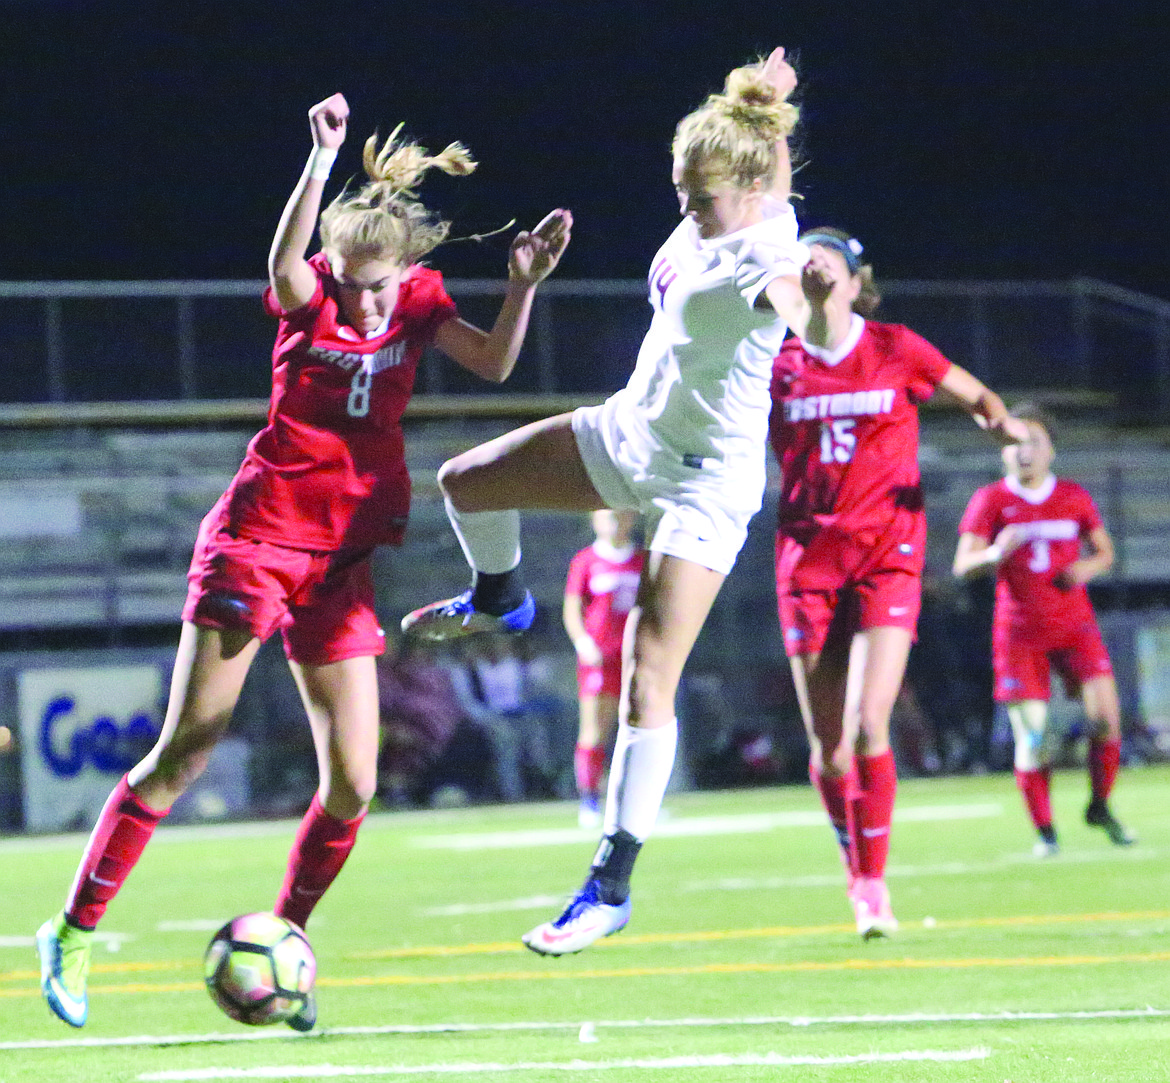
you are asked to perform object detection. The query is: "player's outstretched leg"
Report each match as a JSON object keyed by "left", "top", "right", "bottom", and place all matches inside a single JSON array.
[
  {"left": 1085, "top": 734, "right": 1134, "bottom": 845},
  {"left": 35, "top": 911, "right": 94, "bottom": 1028},
  {"left": 848, "top": 751, "right": 898, "bottom": 939}
]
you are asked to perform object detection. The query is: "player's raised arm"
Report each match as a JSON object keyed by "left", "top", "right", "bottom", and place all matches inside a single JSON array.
[
  {"left": 760, "top": 47, "right": 798, "bottom": 204},
  {"left": 937, "top": 364, "right": 1031, "bottom": 445},
  {"left": 268, "top": 93, "right": 350, "bottom": 313},
  {"left": 434, "top": 209, "right": 572, "bottom": 383}
]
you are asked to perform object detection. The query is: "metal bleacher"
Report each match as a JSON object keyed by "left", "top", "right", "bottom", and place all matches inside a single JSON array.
[
  {"left": 0, "top": 273, "right": 1167, "bottom": 640},
  {"left": 0, "top": 406, "right": 1167, "bottom": 643}
]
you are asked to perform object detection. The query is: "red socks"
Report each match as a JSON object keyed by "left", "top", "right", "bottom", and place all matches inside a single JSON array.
[
  {"left": 1015, "top": 766, "right": 1054, "bottom": 830},
  {"left": 810, "top": 760, "right": 856, "bottom": 844},
  {"left": 850, "top": 751, "right": 898, "bottom": 879},
  {"left": 575, "top": 744, "right": 607, "bottom": 797},
  {"left": 1088, "top": 737, "right": 1120, "bottom": 803},
  {"left": 65, "top": 776, "right": 167, "bottom": 930},
  {"left": 274, "top": 794, "right": 365, "bottom": 930}
]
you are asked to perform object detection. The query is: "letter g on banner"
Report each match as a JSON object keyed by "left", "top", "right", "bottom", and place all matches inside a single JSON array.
[{"left": 38, "top": 694, "right": 160, "bottom": 778}]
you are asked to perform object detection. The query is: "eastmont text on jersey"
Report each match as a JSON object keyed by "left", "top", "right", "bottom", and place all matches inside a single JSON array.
[
  {"left": 783, "top": 389, "right": 896, "bottom": 423},
  {"left": 308, "top": 342, "right": 406, "bottom": 374}
]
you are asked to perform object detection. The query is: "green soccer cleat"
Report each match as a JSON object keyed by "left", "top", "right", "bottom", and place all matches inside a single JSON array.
[{"left": 36, "top": 911, "right": 93, "bottom": 1028}]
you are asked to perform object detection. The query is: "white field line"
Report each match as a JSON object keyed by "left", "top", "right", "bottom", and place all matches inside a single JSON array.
[
  {"left": 4, "top": 1007, "right": 1167, "bottom": 1052},
  {"left": 423, "top": 895, "right": 568, "bottom": 917},
  {"left": 411, "top": 802, "right": 1004, "bottom": 851},
  {"left": 0, "top": 930, "right": 133, "bottom": 949},
  {"left": 421, "top": 843, "right": 1159, "bottom": 916},
  {"left": 0, "top": 801, "right": 536, "bottom": 855},
  {"left": 137, "top": 1048, "right": 992, "bottom": 1079},
  {"left": 0, "top": 800, "right": 1000, "bottom": 856},
  {"left": 683, "top": 844, "right": 1162, "bottom": 893}
]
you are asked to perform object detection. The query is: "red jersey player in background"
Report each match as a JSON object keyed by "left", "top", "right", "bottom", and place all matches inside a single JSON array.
[
  {"left": 35, "top": 92, "right": 571, "bottom": 1031},
  {"left": 562, "top": 510, "right": 644, "bottom": 827},
  {"left": 769, "top": 228, "right": 1028, "bottom": 939},
  {"left": 952, "top": 404, "right": 1133, "bottom": 855}
]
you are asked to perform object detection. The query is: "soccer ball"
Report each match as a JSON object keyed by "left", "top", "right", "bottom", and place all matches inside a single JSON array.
[{"left": 203, "top": 912, "right": 316, "bottom": 1025}]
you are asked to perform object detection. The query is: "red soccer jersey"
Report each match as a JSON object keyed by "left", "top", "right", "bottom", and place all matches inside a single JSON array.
[
  {"left": 565, "top": 543, "right": 644, "bottom": 659},
  {"left": 219, "top": 253, "right": 458, "bottom": 551},
  {"left": 769, "top": 317, "right": 951, "bottom": 544},
  {"left": 958, "top": 474, "right": 1103, "bottom": 636}
]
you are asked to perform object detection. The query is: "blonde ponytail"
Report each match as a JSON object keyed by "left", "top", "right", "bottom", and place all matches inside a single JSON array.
[
  {"left": 320, "top": 125, "right": 478, "bottom": 265},
  {"left": 673, "top": 57, "right": 799, "bottom": 190}
]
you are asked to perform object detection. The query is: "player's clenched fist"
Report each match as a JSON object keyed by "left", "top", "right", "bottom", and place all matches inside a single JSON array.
[{"left": 308, "top": 93, "right": 349, "bottom": 150}]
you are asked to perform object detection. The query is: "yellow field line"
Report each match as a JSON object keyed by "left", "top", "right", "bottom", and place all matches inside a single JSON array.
[
  {"left": 4, "top": 950, "right": 1170, "bottom": 998},
  {"left": 3, "top": 908, "right": 1168, "bottom": 991}
]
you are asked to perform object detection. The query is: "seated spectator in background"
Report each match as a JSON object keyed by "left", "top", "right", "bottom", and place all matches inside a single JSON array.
[
  {"left": 433, "top": 638, "right": 557, "bottom": 803},
  {"left": 375, "top": 639, "right": 462, "bottom": 807},
  {"left": 466, "top": 634, "right": 560, "bottom": 799},
  {"left": 907, "top": 570, "right": 995, "bottom": 774}
]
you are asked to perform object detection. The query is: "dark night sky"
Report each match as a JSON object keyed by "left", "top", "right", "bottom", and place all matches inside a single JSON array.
[{"left": 4, "top": 1, "right": 1167, "bottom": 297}]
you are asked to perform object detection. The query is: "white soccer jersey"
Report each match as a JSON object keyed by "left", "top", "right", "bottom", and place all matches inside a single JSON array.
[{"left": 594, "top": 199, "right": 807, "bottom": 515}]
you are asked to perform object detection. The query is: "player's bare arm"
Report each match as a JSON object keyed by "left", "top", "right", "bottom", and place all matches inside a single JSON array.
[
  {"left": 761, "top": 47, "right": 798, "bottom": 203},
  {"left": 762, "top": 273, "right": 812, "bottom": 338},
  {"left": 269, "top": 93, "right": 350, "bottom": 313},
  {"left": 953, "top": 526, "right": 1028, "bottom": 578},
  {"left": 1054, "top": 524, "right": 1115, "bottom": 589},
  {"left": 434, "top": 208, "right": 573, "bottom": 382},
  {"left": 562, "top": 592, "right": 603, "bottom": 666},
  {"left": 937, "top": 364, "right": 1030, "bottom": 444}
]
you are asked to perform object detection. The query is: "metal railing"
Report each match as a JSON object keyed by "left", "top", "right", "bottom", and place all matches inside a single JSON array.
[{"left": 0, "top": 277, "right": 1168, "bottom": 418}]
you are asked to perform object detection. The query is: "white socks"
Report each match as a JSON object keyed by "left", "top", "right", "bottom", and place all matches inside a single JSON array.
[
  {"left": 603, "top": 719, "right": 678, "bottom": 842},
  {"left": 444, "top": 495, "right": 522, "bottom": 576}
]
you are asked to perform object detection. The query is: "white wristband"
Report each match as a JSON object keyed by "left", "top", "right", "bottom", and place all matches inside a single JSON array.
[
  {"left": 307, "top": 146, "right": 337, "bottom": 181},
  {"left": 985, "top": 543, "right": 1004, "bottom": 564}
]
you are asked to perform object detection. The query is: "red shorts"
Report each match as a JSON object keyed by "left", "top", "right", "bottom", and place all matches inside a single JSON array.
[
  {"left": 992, "top": 618, "right": 1113, "bottom": 702},
  {"left": 775, "top": 513, "right": 925, "bottom": 657},
  {"left": 578, "top": 655, "right": 622, "bottom": 698},
  {"left": 183, "top": 508, "right": 385, "bottom": 666}
]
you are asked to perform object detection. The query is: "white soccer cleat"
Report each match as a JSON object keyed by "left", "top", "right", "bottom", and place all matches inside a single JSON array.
[
  {"left": 522, "top": 880, "right": 631, "bottom": 956},
  {"left": 577, "top": 794, "right": 602, "bottom": 830},
  {"left": 851, "top": 876, "right": 898, "bottom": 940}
]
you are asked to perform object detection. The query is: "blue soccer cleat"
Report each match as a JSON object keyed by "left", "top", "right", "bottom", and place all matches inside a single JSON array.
[
  {"left": 521, "top": 879, "right": 630, "bottom": 956},
  {"left": 36, "top": 911, "right": 93, "bottom": 1028},
  {"left": 401, "top": 588, "right": 535, "bottom": 641}
]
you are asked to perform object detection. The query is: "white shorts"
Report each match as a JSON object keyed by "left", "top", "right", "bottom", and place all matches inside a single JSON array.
[{"left": 571, "top": 403, "right": 759, "bottom": 576}]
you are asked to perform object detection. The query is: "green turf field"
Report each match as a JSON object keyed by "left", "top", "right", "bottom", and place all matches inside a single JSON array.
[{"left": 3, "top": 765, "right": 1169, "bottom": 1082}]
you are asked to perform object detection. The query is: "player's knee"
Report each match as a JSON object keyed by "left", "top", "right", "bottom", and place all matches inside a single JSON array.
[
  {"left": 626, "top": 667, "right": 676, "bottom": 726},
  {"left": 824, "top": 744, "right": 854, "bottom": 777},
  {"left": 437, "top": 453, "right": 485, "bottom": 511},
  {"left": 326, "top": 771, "right": 375, "bottom": 816},
  {"left": 1013, "top": 731, "right": 1045, "bottom": 771}
]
